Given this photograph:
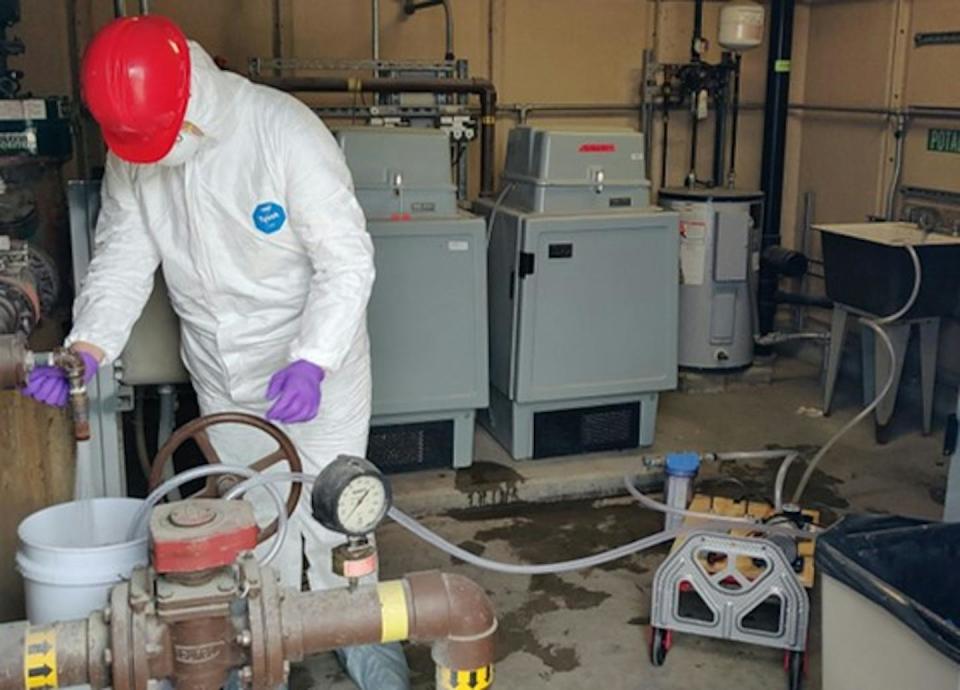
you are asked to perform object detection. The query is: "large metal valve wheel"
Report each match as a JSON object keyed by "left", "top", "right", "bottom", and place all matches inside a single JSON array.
[{"left": 148, "top": 412, "right": 303, "bottom": 541}]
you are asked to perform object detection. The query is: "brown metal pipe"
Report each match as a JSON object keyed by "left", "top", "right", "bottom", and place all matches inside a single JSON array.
[
  {"left": 52, "top": 347, "right": 92, "bottom": 441},
  {"left": 0, "top": 570, "right": 496, "bottom": 690},
  {"left": 0, "top": 334, "right": 28, "bottom": 389},
  {"left": 0, "top": 617, "right": 109, "bottom": 690},
  {"left": 255, "top": 76, "right": 498, "bottom": 197},
  {"left": 0, "top": 336, "right": 92, "bottom": 440},
  {"left": 408, "top": 572, "right": 497, "bottom": 670},
  {"left": 282, "top": 571, "right": 497, "bottom": 677}
]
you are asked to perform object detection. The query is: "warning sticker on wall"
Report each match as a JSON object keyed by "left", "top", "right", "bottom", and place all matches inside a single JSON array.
[{"left": 679, "top": 220, "right": 707, "bottom": 286}]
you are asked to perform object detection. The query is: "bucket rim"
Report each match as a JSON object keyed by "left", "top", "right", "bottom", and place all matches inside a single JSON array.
[{"left": 17, "top": 497, "right": 149, "bottom": 555}]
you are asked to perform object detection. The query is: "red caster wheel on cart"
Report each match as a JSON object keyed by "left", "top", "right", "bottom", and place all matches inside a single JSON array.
[
  {"left": 650, "top": 627, "right": 672, "bottom": 667},
  {"left": 785, "top": 650, "right": 805, "bottom": 690}
]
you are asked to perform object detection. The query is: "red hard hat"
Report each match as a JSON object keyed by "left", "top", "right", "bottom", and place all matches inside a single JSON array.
[{"left": 81, "top": 16, "right": 191, "bottom": 164}]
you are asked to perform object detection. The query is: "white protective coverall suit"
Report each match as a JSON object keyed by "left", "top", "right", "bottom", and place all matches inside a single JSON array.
[{"left": 66, "top": 42, "right": 408, "bottom": 689}]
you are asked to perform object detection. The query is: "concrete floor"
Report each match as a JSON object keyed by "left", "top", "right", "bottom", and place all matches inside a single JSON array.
[{"left": 297, "top": 357, "right": 948, "bottom": 690}]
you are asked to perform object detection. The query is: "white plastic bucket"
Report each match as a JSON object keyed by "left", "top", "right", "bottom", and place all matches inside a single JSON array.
[{"left": 17, "top": 498, "right": 149, "bottom": 624}]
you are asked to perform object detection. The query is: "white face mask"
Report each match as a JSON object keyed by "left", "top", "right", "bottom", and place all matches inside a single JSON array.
[{"left": 157, "top": 129, "right": 204, "bottom": 166}]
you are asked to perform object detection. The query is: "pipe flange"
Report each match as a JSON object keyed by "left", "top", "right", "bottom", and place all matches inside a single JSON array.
[
  {"left": 240, "top": 554, "right": 286, "bottom": 690},
  {"left": 109, "top": 583, "right": 135, "bottom": 690}
]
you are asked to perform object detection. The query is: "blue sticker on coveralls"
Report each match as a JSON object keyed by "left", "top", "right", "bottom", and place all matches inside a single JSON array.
[{"left": 252, "top": 202, "right": 287, "bottom": 234}]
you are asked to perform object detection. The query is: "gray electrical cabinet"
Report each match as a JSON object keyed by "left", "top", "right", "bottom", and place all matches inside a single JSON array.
[
  {"left": 659, "top": 188, "right": 762, "bottom": 370},
  {"left": 476, "top": 127, "right": 679, "bottom": 460},
  {"left": 338, "top": 128, "right": 488, "bottom": 471}
]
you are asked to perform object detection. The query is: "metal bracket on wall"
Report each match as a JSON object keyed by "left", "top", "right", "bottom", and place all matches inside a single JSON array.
[
  {"left": 247, "top": 57, "right": 461, "bottom": 77},
  {"left": 914, "top": 31, "right": 960, "bottom": 47}
]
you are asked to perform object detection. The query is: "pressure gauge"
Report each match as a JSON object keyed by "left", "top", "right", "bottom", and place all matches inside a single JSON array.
[{"left": 311, "top": 455, "right": 392, "bottom": 537}]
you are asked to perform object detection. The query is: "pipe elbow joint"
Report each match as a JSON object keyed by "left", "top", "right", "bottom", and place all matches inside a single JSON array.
[{"left": 406, "top": 571, "right": 497, "bottom": 671}]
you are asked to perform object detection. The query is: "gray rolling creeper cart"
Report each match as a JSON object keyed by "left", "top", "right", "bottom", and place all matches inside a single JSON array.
[{"left": 649, "top": 473, "right": 818, "bottom": 690}]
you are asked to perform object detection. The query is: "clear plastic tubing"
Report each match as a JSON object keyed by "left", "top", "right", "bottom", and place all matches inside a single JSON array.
[
  {"left": 214, "top": 472, "right": 753, "bottom": 574},
  {"left": 223, "top": 472, "right": 317, "bottom": 500},
  {"left": 707, "top": 449, "right": 801, "bottom": 512},
  {"left": 388, "top": 506, "right": 686, "bottom": 575},
  {"left": 791, "top": 243, "right": 922, "bottom": 504},
  {"left": 127, "top": 465, "right": 289, "bottom": 567}
]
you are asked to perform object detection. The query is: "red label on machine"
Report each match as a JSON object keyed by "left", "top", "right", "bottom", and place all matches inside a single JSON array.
[{"left": 578, "top": 143, "right": 617, "bottom": 153}]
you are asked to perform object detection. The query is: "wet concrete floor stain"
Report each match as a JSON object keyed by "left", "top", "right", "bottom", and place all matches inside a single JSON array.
[
  {"left": 436, "top": 450, "right": 852, "bottom": 680},
  {"left": 449, "top": 499, "right": 667, "bottom": 676},
  {"left": 454, "top": 461, "right": 526, "bottom": 509}
]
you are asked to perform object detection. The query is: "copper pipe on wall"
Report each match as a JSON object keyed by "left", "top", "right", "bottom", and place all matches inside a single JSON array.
[{"left": 256, "top": 76, "right": 498, "bottom": 197}]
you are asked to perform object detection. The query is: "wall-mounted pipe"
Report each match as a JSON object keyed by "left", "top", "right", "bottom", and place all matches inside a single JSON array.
[
  {"left": 138, "top": 0, "right": 149, "bottom": 14},
  {"left": 404, "top": 0, "right": 454, "bottom": 59},
  {"left": 113, "top": 0, "right": 125, "bottom": 17},
  {"left": 257, "top": 75, "right": 498, "bottom": 196},
  {"left": 757, "top": 0, "right": 796, "bottom": 339},
  {"left": 372, "top": 0, "right": 381, "bottom": 61}
]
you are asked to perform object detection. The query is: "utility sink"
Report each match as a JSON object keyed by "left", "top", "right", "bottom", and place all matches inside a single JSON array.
[{"left": 814, "top": 222, "right": 960, "bottom": 318}]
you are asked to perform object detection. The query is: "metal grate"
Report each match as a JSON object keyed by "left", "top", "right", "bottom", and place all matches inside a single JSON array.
[
  {"left": 532, "top": 402, "right": 640, "bottom": 459},
  {"left": 367, "top": 420, "right": 454, "bottom": 473}
]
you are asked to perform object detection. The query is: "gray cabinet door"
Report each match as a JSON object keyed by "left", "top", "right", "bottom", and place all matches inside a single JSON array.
[
  {"left": 513, "top": 212, "right": 679, "bottom": 403},
  {"left": 368, "top": 218, "right": 489, "bottom": 416}
]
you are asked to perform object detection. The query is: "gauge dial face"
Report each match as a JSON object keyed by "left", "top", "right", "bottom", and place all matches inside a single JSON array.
[{"left": 336, "top": 474, "right": 388, "bottom": 535}]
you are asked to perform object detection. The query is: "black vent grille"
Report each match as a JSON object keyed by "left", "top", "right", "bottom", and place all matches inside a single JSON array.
[
  {"left": 367, "top": 420, "right": 454, "bottom": 473},
  {"left": 533, "top": 402, "right": 640, "bottom": 459}
]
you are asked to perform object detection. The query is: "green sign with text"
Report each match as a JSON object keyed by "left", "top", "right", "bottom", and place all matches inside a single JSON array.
[{"left": 928, "top": 128, "right": 960, "bottom": 155}]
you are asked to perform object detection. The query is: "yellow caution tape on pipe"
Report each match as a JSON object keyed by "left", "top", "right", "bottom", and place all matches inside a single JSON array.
[
  {"left": 377, "top": 581, "right": 410, "bottom": 643},
  {"left": 436, "top": 665, "right": 494, "bottom": 690},
  {"left": 23, "top": 628, "right": 58, "bottom": 690}
]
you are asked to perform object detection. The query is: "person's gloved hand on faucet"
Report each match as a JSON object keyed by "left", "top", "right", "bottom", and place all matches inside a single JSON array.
[
  {"left": 265, "top": 359, "right": 325, "bottom": 424},
  {"left": 21, "top": 344, "right": 102, "bottom": 408}
]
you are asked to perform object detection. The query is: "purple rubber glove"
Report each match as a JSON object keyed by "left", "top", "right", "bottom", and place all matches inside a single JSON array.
[
  {"left": 21, "top": 351, "right": 99, "bottom": 408},
  {"left": 265, "top": 359, "right": 325, "bottom": 424}
]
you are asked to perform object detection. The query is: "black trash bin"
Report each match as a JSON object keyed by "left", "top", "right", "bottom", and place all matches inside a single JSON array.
[{"left": 816, "top": 515, "right": 960, "bottom": 690}]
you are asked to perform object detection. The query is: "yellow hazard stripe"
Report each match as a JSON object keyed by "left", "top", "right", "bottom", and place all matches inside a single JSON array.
[
  {"left": 23, "top": 628, "right": 58, "bottom": 690},
  {"left": 436, "top": 665, "right": 494, "bottom": 690},
  {"left": 377, "top": 581, "right": 409, "bottom": 643}
]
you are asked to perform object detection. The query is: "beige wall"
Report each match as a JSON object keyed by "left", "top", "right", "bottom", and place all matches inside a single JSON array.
[
  {"left": 11, "top": 1, "right": 960, "bottom": 371},
  {"left": 796, "top": 0, "right": 960, "bottom": 377},
  {"left": 13, "top": 1, "right": 788, "bottom": 195}
]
